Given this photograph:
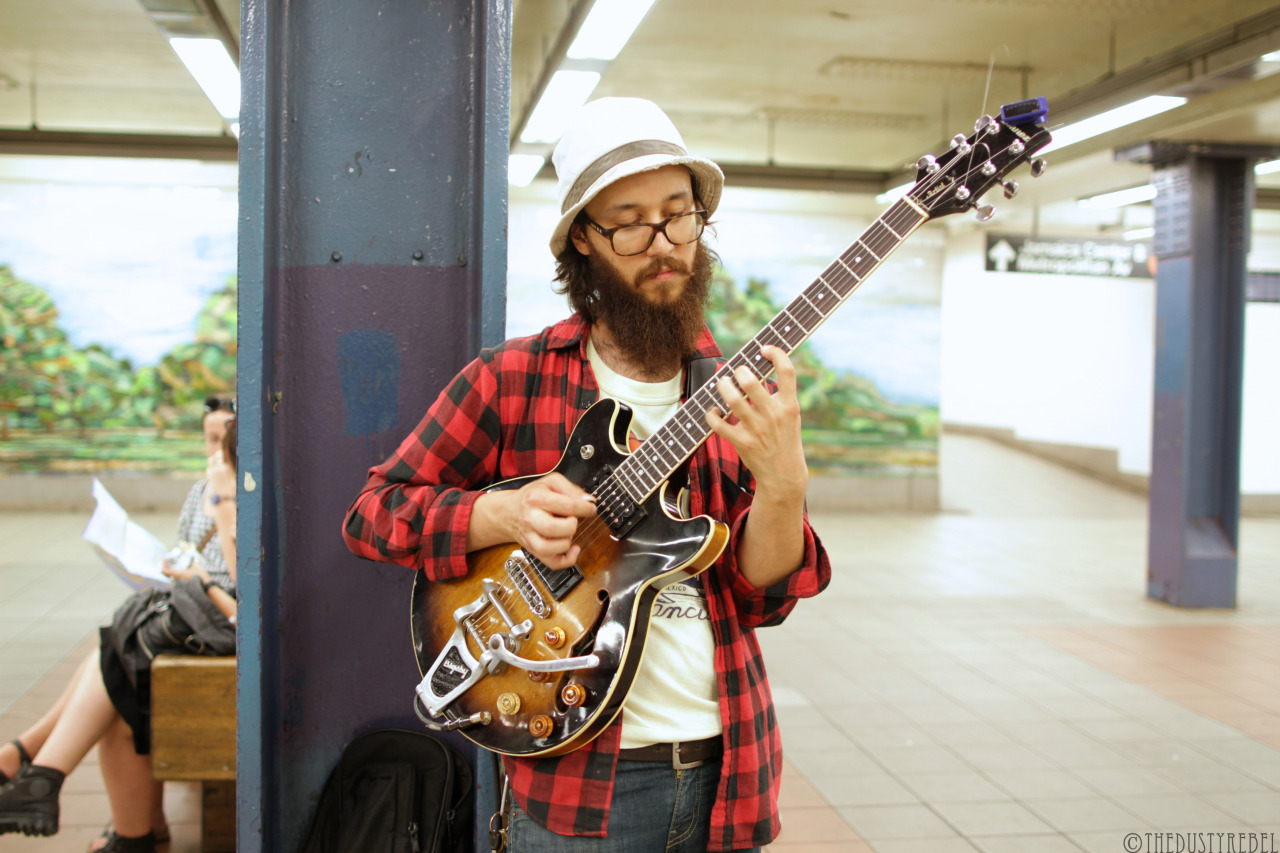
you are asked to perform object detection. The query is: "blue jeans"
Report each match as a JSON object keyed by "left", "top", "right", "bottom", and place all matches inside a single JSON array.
[{"left": 506, "top": 758, "right": 761, "bottom": 853}]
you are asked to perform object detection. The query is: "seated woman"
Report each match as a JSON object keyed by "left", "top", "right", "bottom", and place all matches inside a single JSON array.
[{"left": 0, "top": 415, "right": 238, "bottom": 853}]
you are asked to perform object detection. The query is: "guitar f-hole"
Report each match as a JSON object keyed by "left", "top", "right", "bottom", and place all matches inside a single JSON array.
[{"left": 550, "top": 590, "right": 610, "bottom": 713}]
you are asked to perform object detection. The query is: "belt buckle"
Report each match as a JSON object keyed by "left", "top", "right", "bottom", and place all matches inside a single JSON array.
[{"left": 671, "top": 741, "right": 702, "bottom": 771}]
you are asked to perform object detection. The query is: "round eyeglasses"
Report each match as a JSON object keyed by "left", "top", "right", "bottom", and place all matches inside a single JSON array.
[{"left": 583, "top": 210, "right": 707, "bottom": 256}]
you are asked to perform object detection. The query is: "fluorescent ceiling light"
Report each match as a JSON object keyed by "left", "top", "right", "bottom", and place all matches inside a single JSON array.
[
  {"left": 567, "top": 0, "right": 658, "bottom": 60},
  {"left": 169, "top": 37, "right": 240, "bottom": 121},
  {"left": 1040, "top": 95, "right": 1186, "bottom": 153},
  {"left": 1078, "top": 184, "right": 1157, "bottom": 209},
  {"left": 521, "top": 70, "right": 602, "bottom": 143},
  {"left": 1123, "top": 227, "right": 1155, "bottom": 241},
  {"left": 875, "top": 182, "right": 912, "bottom": 205},
  {"left": 1263, "top": 51, "right": 1280, "bottom": 62},
  {"left": 509, "top": 154, "right": 546, "bottom": 187},
  {"left": 1256, "top": 158, "right": 1280, "bottom": 175}
]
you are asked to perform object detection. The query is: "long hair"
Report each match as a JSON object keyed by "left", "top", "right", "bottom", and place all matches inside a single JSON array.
[
  {"left": 222, "top": 418, "right": 238, "bottom": 473},
  {"left": 552, "top": 216, "right": 605, "bottom": 320}
]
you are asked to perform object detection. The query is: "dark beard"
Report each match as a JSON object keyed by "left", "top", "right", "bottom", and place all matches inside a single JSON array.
[{"left": 585, "top": 242, "right": 715, "bottom": 379}]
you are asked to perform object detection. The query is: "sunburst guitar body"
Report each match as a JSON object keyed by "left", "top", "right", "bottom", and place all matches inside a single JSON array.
[{"left": 411, "top": 399, "right": 729, "bottom": 757}]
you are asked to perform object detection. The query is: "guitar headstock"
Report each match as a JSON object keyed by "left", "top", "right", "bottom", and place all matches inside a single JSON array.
[{"left": 908, "top": 97, "right": 1052, "bottom": 221}]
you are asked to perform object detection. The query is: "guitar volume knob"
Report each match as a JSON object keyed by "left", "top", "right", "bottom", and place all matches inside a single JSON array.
[
  {"left": 496, "top": 692, "right": 521, "bottom": 715},
  {"left": 544, "top": 627, "right": 566, "bottom": 648},
  {"left": 561, "top": 684, "right": 587, "bottom": 707},
  {"left": 529, "top": 715, "right": 554, "bottom": 738}
]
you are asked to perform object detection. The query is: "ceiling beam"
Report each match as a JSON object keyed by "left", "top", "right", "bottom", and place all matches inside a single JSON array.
[
  {"left": 0, "top": 129, "right": 238, "bottom": 161},
  {"left": 509, "top": 0, "right": 593, "bottom": 147},
  {"left": 1255, "top": 188, "right": 1280, "bottom": 210},
  {"left": 525, "top": 159, "right": 890, "bottom": 195},
  {"left": 719, "top": 163, "right": 888, "bottom": 195},
  {"left": 193, "top": 0, "right": 239, "bottom": 66},
  {"left": 1049, "top": 4, "right": 1280, "bottom": 121}
]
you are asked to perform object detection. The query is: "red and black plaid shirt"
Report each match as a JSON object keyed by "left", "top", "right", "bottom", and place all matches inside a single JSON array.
[{"left": 343, "top": 314, "right": 830, "bottom": 851}]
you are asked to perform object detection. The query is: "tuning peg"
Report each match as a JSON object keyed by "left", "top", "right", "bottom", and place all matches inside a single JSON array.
[
  {"left": 974, "top": 115, "right": 997, "bottom": 135},
  {"left": 950, "top": 134, "right": 971, "bottom": 154},
  {"left": 917, "top": 154, "right": 939, "bottom": 173},
  {"left": 1001, "top": 179, "right": 1019, "bottom": 199},
  {"left": 975, "top": 204, "right": 996, "bottom": 222},
  {"left": 981, "top": 161, "right": 998, "bottom": 176},
  {"left": 955, "top": 186, "right": 971, "bottom": 201},
  {"left": 1030, "top": 158, "right": 1048, "bottom": 177}
]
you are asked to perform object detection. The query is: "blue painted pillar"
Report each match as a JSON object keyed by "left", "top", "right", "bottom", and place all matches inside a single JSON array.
[
  {"left": 1121, "top": 142, "right": 1272, "bottom": 607},
  {"left": 237, "top": 2, "right": 509, "bottom": 851}
]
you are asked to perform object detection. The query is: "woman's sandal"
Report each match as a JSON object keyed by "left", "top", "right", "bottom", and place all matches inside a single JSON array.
[
  {"left": 89, "top": 822, "right": 170, "bottom": 852},
  {"left": 97, "top": 831, "right": 158, "bottom": 853},
  {"left": 0, "top": 739, "right": 32, "bottom": 785}
]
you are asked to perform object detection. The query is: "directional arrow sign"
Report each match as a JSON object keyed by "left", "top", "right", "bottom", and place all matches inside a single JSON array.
[
  {"left": 984, "top": 234, "right": 1153, "bottom": 278},
  {"left": 988, "top": 239, "right": 1017, "bottom": 272}
]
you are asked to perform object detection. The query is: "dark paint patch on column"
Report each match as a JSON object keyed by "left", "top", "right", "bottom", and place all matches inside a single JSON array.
[{"left": 338, "top": 330, "right": 402, "bottom": 436}]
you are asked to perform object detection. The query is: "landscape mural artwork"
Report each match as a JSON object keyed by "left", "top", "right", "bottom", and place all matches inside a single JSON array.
[{"left": 3, "top": 176, "right": 939, "bottom": 482}]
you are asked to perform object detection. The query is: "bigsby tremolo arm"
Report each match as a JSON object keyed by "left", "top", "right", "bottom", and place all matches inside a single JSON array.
[{"left": 414, "top": 579, "right": 601, "bottom": 725}]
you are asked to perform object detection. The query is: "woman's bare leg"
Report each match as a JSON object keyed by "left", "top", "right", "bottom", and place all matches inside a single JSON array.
[
  {"left": 96, "top": 717, "right": 157, "bottom": 837},
  {"left": 0, "top": 652, "right": 94, "bottom": 778},
  {"left": 29, "top": 648, "right": 118, "bottom": 775}
]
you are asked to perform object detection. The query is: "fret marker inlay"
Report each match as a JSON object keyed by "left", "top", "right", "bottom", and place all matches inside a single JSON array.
[{"left": 613, "top": 196, "right": 929, "bottom": 507}]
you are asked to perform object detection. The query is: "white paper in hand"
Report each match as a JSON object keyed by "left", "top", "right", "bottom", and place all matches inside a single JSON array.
[{"left": 83, "top": 478, "right": 171, "bottom": 590}]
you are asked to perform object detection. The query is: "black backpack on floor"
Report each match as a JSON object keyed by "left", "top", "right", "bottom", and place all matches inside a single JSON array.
[{"left": 298, "top": 728, "right": 474, "bottom": 853}]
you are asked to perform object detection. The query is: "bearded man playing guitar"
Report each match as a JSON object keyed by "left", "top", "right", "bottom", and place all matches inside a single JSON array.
[{"left": 344, "top": 97, "right": 831, "bottom": 853}]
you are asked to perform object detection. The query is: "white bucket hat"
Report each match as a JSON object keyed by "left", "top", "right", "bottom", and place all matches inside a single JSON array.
[{"left": 550, "top": 97, "right": 724, "bottom": 255}]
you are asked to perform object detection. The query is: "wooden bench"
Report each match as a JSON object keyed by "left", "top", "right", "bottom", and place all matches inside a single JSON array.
[{"left": 151, "top": 655, "right": 236, "bottom": 853}]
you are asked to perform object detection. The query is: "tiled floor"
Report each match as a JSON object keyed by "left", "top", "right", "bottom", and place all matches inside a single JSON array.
[
  {"left": 2, "top": 433, "right": 1278, "bottom": 852},
  {"left": 761, "top": 434, "right": 1280, "bottom": 851}
]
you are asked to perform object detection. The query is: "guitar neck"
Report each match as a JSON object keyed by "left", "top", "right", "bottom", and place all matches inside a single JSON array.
[{"left": 611, "top": 197, "right": 930, "bottom": 504}]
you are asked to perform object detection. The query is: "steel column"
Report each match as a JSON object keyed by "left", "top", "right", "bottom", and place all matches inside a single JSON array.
[
  {"left": 1121, "top": 142, "right": 1270, "bottom": 608},
  {"left": 237, "top": 2, "right": 510, "bottom": 850}
]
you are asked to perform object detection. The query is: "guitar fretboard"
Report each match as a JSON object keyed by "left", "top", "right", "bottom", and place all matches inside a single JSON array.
[{"left": 608, "top": 197, "right": 930, "bottom": 505}]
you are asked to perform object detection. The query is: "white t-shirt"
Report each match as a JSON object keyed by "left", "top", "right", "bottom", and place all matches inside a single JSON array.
[{"left": 585, "top": 338, "right": 723, "bottom": 748}]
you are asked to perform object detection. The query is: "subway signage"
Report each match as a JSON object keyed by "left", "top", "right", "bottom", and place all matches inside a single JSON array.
[{"left": 985, "top": 234, "right": 1154, "bottom": 279}]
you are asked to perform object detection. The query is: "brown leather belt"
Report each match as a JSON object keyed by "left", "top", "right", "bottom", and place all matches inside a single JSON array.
[{"left": 617, "top": 736, "right": 723, "bottom": 770}]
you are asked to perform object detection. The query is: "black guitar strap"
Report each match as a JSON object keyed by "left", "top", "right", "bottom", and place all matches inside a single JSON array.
[
  {"left": 683, "top": 356, "right": 722, "bottom": 401},
  {"left": 665, "top": 356, "right": 723, "bottom": 504}
]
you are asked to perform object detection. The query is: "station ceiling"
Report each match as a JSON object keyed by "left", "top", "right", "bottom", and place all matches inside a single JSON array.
[{"left": 3, "top": 0, "right": 1279, "bottom": 235}]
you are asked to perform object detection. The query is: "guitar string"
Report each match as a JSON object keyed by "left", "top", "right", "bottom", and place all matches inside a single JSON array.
[
  {"left": 516, "top": 127, "right": 1017, "bottom": 598},
  {"left": 563, "top": 192, "right": 937, "bottom": 554},
  {"left": 517, "top": 206, "right": 916, "bottom": 580},
  {"left": 544, "top": 133, "right": 1000, "bottom": 568}
]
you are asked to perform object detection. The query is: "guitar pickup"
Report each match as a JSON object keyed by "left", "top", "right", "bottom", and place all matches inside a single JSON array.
[
  {"left": 599, "top": 495, "right": 645, "bottom": 538},
  {"left": 585, "top": 464, "right": 648, "bottom": 538},
  {"left": 541, "top": 562, "right": 583, "bottom": 599}
]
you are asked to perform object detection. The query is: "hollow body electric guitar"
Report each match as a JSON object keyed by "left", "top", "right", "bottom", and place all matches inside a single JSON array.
[{"left": 411, "top": 98, "right": 1053, "bottom": 757}]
